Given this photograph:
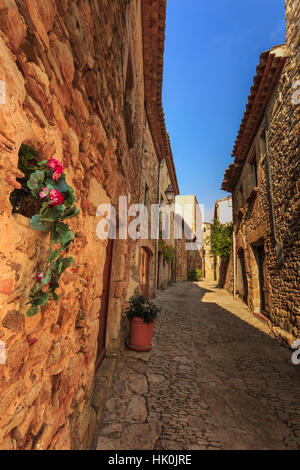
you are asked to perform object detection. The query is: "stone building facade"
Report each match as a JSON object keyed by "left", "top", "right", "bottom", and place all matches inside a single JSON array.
[
  {"left": 214, "top": 196, "right": 233, "bottom": 224},
  {"left": 203, "top": 222, "right": 214, "bottom": 280},
  {"left": 222, "top": 0, "right": 300, "bottom": 346},
  {"left": 0, "top": 0, "right": 179, "bottom": 450},
  {"left": 175, "top": 195, "right": 203, "bottom": 279}
]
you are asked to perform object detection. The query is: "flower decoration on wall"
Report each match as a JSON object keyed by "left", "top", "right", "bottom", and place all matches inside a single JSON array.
[{"left": 24, "top": 153, "right": 80, "bottom": 317}]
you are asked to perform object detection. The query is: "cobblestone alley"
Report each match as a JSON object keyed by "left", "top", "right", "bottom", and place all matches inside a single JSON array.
[{"left": 94, "top": 280, "right": 300, "bottom": 450}]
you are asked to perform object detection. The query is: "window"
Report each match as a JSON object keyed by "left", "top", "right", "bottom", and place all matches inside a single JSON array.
[
  {"left": 252, "top": 158, "right": 258, "bottom": 187},
  {"left": 260, "top": 130, "right": 267, "bottom": 156},
  {"left": 239, "top": 184, "right": 243, "bottom": 207},
  {"left": 9, "top": 144, "right": 41, "bottom": 218},
  {"left": 144, "top": 184, "right": 150, "bottom": 231},
  {"left": 144, "top": 184, "right": 150, "bottom": 212}
]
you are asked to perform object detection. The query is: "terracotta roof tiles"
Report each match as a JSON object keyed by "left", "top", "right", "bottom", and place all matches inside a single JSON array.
[
  {"left": 222, "top": 44, "right": 288, "bottom": 192},
  {"left": 142, "top": 0, "right": 179, "bottom": 194}
]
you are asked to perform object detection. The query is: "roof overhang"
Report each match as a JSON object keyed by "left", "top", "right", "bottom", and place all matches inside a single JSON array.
[
  {"left": 222, "top": 44, "right": 288, "bottom": 192},
  {"left": 141, "top": 0, "right": 179, "bottom": 194}
]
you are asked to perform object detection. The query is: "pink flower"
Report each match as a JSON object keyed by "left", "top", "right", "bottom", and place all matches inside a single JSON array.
[
  {"left": 27, "top": 337, "right": 38, "bottom": 346},
  {"left": 48, "top": 158, "right": 63, "bottom": 181},
  {"left": 39, "top": 187, "right": 48, "bottom": 199},
  {"left": 49, "top": 189, "right": 64, "bottom": 207},
  {"left": 37, "top": 272, "right": 44, "bottom": 282}
]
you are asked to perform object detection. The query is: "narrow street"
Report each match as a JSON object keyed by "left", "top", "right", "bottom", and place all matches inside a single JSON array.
[{"left": 95, "top": 280, "right": 300, "bottom": 451}]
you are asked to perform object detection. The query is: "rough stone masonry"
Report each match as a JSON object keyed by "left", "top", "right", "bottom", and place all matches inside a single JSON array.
[
  {"left": 221, "top": 0, "right": 300, "bottom": 346},
  {"left": 0, "top": 0, "right": 179, "bottom": 450}
]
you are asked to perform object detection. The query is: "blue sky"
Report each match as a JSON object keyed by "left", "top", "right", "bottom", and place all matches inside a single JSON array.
[{"left": 162, "top": 0, "right": 286, "bottom": 222}]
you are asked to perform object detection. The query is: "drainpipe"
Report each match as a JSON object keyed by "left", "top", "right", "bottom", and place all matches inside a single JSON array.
[
  {"left": 155, "top": 159, "right": 165, "bottom": 292},
  {"left": 264, "top": 114, "right": 283, "bottom": 265},
  {"left": 174, "top": 232, "right": 177, "bottom": 283},
  {"left": 233, "top": 229, "right": 236, "bottom": 299}
]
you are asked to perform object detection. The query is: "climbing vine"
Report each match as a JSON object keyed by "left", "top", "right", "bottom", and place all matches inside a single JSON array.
[
  {"left": 22, "top": 147, "right": 80, "bottom": 317},
  {"left": 163, "top": 245, "right": 174, "bottom": 263},
  {"left": 210, "top": 219, "right": 233, "bottom": 261}
]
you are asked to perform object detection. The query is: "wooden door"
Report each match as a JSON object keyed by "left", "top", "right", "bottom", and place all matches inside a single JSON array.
[
  {"left": 139, "top": 247, "right": 150, "bottom": 298},
  {"left": 238, "top": 250, "right": 248, "bottom": 305},
  {"left": 257, "top": 245, "right": 266, "bottom": 314},
  {"left": 95, "top": 239, "right": 113, "bottom": 370},
  {"left": 157, "top": 252, "right": 162, "bottom": 290}
]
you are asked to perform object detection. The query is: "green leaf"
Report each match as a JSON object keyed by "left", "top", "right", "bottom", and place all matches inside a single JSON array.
[
  {"left": 38, "top": 160, "right": 48, "bottom": 166},
  {"left": 56, "top": 222, "right": 69, "bottom": 235},
  {"left": 26, "top": 305, "right": 40, "bottom": 317},
  {"left": 52, "top": 223, "right": 74, "bottom": 248},
  {"left": 62, "top": 205, "right": 80, "bottom": 220},
  {"left": 30, "top": 214, "right": 48, "bottom": 231},
  {"left": 41, "top": 270, "right": 51, "bottom": 286},
  {"left": 40, "top": 202, "right": 49, "bottom": 216},
  {"left": 31, "top": 284, "right": 43, "bottom": 297},
  {"left": 52, "top": 222, "right": 69, "bottom": 243},
  {"left": 49, "top": 281, "right": 59, "bottom": 291},
  {"left": 60, "top": 230, "right": 74, "bottom": 249},
  {"left": 46, "top": 177, "right": 69, "bottom": 193},
  {"left": 27, "top": 170, "right": 45, "bottom": 194},
  {"left": 60, "top": 257, "right": 74, "bottom": 273},
  {"left": 31, "top": 292, "right": 49, "bottom": 306},
  {"left": 41, "top": 205, "right": 64, "bottom": 221},
  {"left": 64, "top": 257, "right": 74, "bottom": 267},
  {"left": 50, "top": 248, "right": 61, "bottom": 261},
  {"left": 63, "top": 187, "right": 76, "bottom": 206},
  {"left": 58, "top": 260, "right": 63, "bottom": 274},
  {"left": 50, "top": 291, "right": 59, "bottom": 302}
]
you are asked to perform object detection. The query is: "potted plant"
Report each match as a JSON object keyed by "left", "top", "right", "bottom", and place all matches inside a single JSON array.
[{"left": 125, "top": 295, "right": 160, "bottom": 352}]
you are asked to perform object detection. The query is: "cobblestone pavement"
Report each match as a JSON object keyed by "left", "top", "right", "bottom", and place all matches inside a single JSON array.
[{"left": 95, "top": 280, "right": 300, "bottom": 450}]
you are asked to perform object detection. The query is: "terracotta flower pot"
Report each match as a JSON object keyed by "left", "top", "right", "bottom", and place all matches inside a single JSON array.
[{"left": 127, "top": 317, "right": 155, "bottom": 352}]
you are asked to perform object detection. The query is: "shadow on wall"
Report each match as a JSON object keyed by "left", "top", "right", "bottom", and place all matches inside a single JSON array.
[{"left": 216, "top": 258, "right": 229, "bottom": 288}]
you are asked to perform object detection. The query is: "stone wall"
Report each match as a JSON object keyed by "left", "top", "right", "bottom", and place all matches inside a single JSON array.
[
  {"left": 157, "top": 160, "right": 176, "bottom": 290},
  {"left": 126, "top": 117, "right": 159, "bottom": 301},
  {"left": 265, "top": 0, "right": 300, "bottom": 342},
  {"left": 0, "top": 0, "right": 175, "bottom": 450},
  {"left": 222, "top": 0, "right": 300, "bottom": 345},
  {"left": 175, "top": 237, "right": 188, "bottom": 283},
  {"left": 203, "top": 223, "right": 214, "bottom": 280}
]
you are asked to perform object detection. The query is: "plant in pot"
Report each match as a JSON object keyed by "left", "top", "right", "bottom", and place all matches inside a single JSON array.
[{"left": 125, "top": 294, "right": 160, "bottom": 352}]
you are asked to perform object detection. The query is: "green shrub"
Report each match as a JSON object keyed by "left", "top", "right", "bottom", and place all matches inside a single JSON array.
[
  {"left": 195, "top": 269, "right": 202, "bottom": 279},
  {"left": 125, "top": 295, "right": 160, "bottom": 324},
  {"left": 188, "top": 269, "right": 202, "bottom": 281},
  {"left": 210, "top": 219, "right": 233, "bottom": 261},
  {"left": 164, "top": 245, "right": 174, "bottom": 263}
]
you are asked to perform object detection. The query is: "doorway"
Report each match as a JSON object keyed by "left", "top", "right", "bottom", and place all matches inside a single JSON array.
[
  {"left": 237, "top": 248, "right": 248, "bottom": 305},
  {"left": 139, "top": 247, "right": 150, "bottom": 298},
  {"left": 95, "top": 238, "right": 113, "bottom": 371},
  {"left": 252, "top": 243, "right": 267, "bottom": 315},
  {"left": 256, "top": 244, "right": 266, "bottom": 313},
  {"left": 157, "top": 252, "right": 163, "bottom": 291}
]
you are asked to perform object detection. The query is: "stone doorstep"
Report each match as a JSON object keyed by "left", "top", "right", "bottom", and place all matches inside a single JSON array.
[
  {"left": 230, "top": 292, "right": 296, "bottom": 348},
  {"left": 91, "top": 324, "right": 159, "bottom": 449},
  {"left": 89, "top": 355, "right": 118, "bottom": 449},
  {"left": 252, "top": 311, "right": 272, "bottom": 329}
]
